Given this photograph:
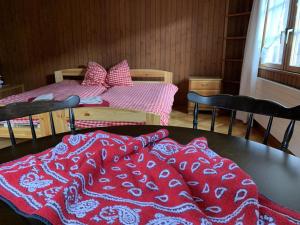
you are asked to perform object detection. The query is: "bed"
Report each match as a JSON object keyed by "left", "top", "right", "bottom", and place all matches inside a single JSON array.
[{"left": 0, "top": 69, "right": 177, "bottom": 139}]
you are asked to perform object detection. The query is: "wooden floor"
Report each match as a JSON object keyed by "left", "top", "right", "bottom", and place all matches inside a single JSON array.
[
  {"left": 0, "top": 110, "right": 263, "bottom": 149},
  {"left": 169, "top": 110, "right": 263, "bottom": 143}
]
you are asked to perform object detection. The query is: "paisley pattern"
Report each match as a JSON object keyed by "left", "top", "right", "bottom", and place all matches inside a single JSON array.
[
  {"left": 146, "top": 213, "right": 193, "bottom": 225},
  {"left": 19, "top": 171, "right": 53, "bottom": 192},
  {"left": 97, "top": 205, "right": 140, "bottom": 225},
  {"left": 64, "top": 183, "right": 99, "bottom": 218},
  {"left": 0, "top": 129, "right": 300, "bottom": 225}
]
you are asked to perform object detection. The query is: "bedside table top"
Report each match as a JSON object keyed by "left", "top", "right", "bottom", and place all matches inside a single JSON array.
[{"left": 189, "top": 76, "right": 222, "bottom": 80}]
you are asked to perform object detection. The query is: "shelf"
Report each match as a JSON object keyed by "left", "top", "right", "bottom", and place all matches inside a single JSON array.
[
  {"left": 227, "top": 11, "right": 251, "bottom": 17},
  {"left": 226, "top": 36, "right": 247, "bottom": 40},
  {"left": 224, "top": 59, "right": 243, "bottom": 62}
]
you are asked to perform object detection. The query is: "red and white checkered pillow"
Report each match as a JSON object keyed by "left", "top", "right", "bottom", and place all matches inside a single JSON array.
[
  {"left": 106, "top": 60, "right": 133, "bottom": 87},
  {"left": 81, "top": 62, "right": 107, "bottom": 86}
]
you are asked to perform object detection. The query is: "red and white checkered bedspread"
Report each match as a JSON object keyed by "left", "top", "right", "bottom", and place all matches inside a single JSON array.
[
  {"left": 0, "top": 81, "right": 178, "bottom": 128},
  {"left": 0, "top": 80, "right": 107, "bottom": 103}
]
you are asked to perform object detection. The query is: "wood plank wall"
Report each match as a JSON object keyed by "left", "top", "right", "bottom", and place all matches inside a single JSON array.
[
  {"left": 259, "top": 69, "right": 300, "bottom": 90},
  {"left": 0, "top": 0, "right": 226, "bottom": 106}
]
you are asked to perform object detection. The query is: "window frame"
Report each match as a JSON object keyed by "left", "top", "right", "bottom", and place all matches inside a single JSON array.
[
  {"left": 285, "top": 0, "right": 300, "bottom": 73},
  {"left": 260, "top": 0, "right": 300, "bottom": 73}
]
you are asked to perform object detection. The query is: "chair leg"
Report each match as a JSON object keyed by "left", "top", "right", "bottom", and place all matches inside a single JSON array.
[
  {"left": 29, "top": 115, "right": 36, "bottom": 140},
  {"left": 211, "top": 107, "right": 217, "bottom": 132},
  {"left": 69, "top": 108, "right": 76, "bottom": 134},
  {"left": 193, "top": 103, "right": 199, "bottom": 130},
  {"left": 6, "top": 120, "right": 16, "bottom": 146},
  {"left": 280, "top": 120, "right": 295, "bottom": 152},
  {"left": 245, "top": 113, "right": 253, "bottom": 140},
  {"left": 49, "top": 111, "right": 56, "bottom": 136}
]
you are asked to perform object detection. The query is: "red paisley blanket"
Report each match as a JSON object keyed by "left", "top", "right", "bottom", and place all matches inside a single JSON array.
[{"left": 0, "top": 129, "right": 300, "bottom": 225}]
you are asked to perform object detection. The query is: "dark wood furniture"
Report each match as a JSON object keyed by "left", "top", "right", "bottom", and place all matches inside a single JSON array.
[
  {"left": 222, "top": 0, "right": 253, "bottom": 94},
  {"left": 187, "top": 92, "right": 300, "bottom": 152},
  {"left": 0, "top": 95, "right": 80, "bottom": 146},
  {"left": 0, "top": 125, "right": 300, "bottom": 225}
]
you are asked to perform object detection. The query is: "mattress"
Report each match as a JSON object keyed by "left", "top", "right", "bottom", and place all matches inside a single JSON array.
[{"left": 0, "top": 80, "right": 178, "bottom": 128}]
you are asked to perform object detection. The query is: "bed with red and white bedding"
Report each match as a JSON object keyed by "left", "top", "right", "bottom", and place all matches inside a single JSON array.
[{"left": 0, "top": 80, "right": 178, "bottom": 129}]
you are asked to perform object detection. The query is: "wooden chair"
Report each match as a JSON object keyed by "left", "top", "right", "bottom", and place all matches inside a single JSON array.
[
  {"left": 0, "top": 95, "right": 80, "bottom": 146},
  {"left": 187, "top": 91, "right": 300, "bottom": 152}
]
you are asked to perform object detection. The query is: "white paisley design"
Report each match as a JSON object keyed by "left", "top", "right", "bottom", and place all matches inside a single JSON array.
[
  {"left": 19, "top": 172, "right": 53, "bottom": 192},
  {"left": 200, "top": 218, "right": 213, "bottom": 225},
  {"left": 68, "top": 134, "right": 87, "bottom": 146},
  {"left": 64, "top": 184, "right": 99, "bottom": 218},
  {"left": 146, "top": 213, "right": 193, "bottom": 225}
]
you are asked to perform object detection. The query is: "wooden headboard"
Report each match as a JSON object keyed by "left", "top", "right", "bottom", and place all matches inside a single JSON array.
[{"left": 54, "top": 68, "right": 173, "bottom": 84}]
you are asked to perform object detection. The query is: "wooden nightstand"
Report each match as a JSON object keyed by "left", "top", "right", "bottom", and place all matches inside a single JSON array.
[
  {"left": 188, "top": 76, "right": 222, "bottom": 112},
  {"left": 0, "top": 84, "right": 24, "bottom": 99}
]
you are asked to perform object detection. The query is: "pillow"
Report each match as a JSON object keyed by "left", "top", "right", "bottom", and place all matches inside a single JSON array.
[
  {"left": 81, "top": 62, "right": 107, "bottom": 86},
  {"left": 106, "top": 60, "right": 133, "bottom": 87}
]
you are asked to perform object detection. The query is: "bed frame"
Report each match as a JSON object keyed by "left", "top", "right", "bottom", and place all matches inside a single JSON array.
[{"left": 0, "top": 69, "right": 173, "bottom": 139}]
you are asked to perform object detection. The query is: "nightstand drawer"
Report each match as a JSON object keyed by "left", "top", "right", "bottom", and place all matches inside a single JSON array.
[
  {"left": 188, "top": 102, "right": 213, "bottom": 111},
  {"left": 190, "top": 80, "right": 221, "bottom": 90},
  {"left": 191, "top": 89, "right": 220, "bottom": 96}
]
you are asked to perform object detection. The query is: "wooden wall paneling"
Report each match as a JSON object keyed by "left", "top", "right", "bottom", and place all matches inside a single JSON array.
[
  {"left": 0, "top": 1, "right": 3, "bottom": 75},
  {"left": 154, "top": 0, "right": 160, "bottom": 69},
  {"left": 166, "top": 0, "right": 174, "bottom": 73},
  {"left": 207, "top": 0, "right": 214, "bottom": 75},
  {"left": 201, "top": 1, "right": 209, "bottom": 76},
  {"left": 183, "top": 0, "right": 193, "bottom": 81},
  {"left": 189, "top": 0, "right": 198, "bottom": 75},
  {"left": 213, "top": 1, "right": 220, "bottom": 76},
  {"left": 174, "top": 0, "right": 183, "bottom": 85},
  {"left": 258, "top": 68, "right": 300, "bottom": 90},
  {"left": 63, "top": 0, "right": 74, "bottom": 67},
  {"left": 85, "top": 0, "right": 92, "bottom": 63},
  {"left": 139, "top": 0, "right": 146, "bottom": 68},
  {"left": 111, "top": 0, "right": 118, "bottom": 65},
  {"left": 0, "top": 0, "right": 228, "bottom": 107},
  {"left": 144, "top": 0, "right": 151, "bottom": 69},
  {"left": 169, "top": 1, "right": 176, "bottom": 79},
  {"left": 218, "top": 3, "right": 227, "bottom": 75},
  {"left": 179, "top": 0, "right": 188, "bottom": 82},
  {"left": 97, "top": 0, "right": 105, "bottom": 64}
]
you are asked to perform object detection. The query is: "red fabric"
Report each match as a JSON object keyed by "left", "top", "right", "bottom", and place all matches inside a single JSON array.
[
  {"left": 0, "top": 129, "right": 299, "bottom": 225},
  {"left": 73, "top": 120, "right": 145, "bottom": 128},
  {"left": 106, "top": 60, "right": 133, "bottom": 87},
  {"left": 101, "top": 83, "right": 177, "bottom": 125},
  {"left": 81, "top": 62, "right": 108, "bottom": 87},
  {"left": 0, "top": 82, "right": 177, "bottom": 126},
  {"left": 0, "top": 80, "right": 107, "bottom": 104}
]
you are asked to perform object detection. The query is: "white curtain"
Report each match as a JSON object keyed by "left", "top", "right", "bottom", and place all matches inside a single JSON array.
[{"left": 237, "top": 0, "right": 268, "bottom": 122}]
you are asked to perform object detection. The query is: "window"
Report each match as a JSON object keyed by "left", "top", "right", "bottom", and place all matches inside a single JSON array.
[{"left": 261, "top": 0, "right": 300, "bottom": 73}]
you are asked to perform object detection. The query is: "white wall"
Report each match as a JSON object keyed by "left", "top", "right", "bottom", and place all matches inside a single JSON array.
[{"left": 255, "top": 78, "right": 300, "bottom": 156}]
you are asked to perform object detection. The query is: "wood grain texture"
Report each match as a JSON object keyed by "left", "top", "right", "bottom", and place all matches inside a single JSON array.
[
  {"left": 0, "top": 0, "right": 226, "bottom": 106},
  {"left": 221, "top": 0, "right": 253, "bottom": 95},
  {"left": 259, "top": 68, "right": 300, "bottom": 90}
]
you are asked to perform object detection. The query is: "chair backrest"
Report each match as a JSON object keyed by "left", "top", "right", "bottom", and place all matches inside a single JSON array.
[
  {"left": 187, "top": 91, "right": 300, "bottom": 152},
  {"left": 0, "top": 95, "right": 80, "bottom": 146}
]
